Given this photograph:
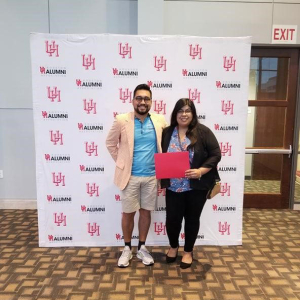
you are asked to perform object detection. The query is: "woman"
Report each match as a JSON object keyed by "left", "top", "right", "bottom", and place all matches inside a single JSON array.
[{"left": 161, "top": 98, "right": 221, "bottom": 269}]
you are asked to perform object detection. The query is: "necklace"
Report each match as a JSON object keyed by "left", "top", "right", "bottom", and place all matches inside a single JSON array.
[{"left": 177, "top": 127, "right": 186, "bottom": 151}]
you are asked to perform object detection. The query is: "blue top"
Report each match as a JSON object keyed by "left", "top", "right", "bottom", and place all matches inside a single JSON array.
[
  {"left": 167, "top": 127, "right": 194, "bottom": 192},
  {"left": 131, "top": 115, "right": 157, "bottom": 176}
]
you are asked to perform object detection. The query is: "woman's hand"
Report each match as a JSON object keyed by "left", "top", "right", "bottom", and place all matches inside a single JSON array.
[{"left": 185, "top": 169, "right": 201, "bottom": 179}]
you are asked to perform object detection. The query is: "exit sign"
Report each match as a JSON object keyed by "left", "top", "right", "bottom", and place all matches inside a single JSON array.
[{"left": 272, "top": 25, "right": 297, "bottom": 44}]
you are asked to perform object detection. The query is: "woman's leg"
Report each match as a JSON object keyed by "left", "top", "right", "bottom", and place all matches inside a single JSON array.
[
  {"left": 165, "top": 189, "right": 185, "bottom": 249},
  {"left": 183, "top": 189, "right": 207, "bottom": 253}
]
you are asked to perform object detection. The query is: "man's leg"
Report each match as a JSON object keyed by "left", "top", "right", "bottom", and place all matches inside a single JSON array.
[
  {"left": 138, "top": 208, "right": 151, "bottom": 242},
  {"left": 122, "top": 211, "right": 136, "bottom": 243},
  {"left": 136, "top": 176, "right": 157, "bottom": 265},
  {"left": 118, "top": 176, "right": 140, "bottom": 268}
]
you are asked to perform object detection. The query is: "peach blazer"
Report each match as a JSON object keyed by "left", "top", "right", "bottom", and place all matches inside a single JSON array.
[{"left": 106, "top": 112, "right": 167, "bottom": 190}]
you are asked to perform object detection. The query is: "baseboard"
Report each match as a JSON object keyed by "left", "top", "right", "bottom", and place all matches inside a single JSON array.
[{"left": 0, "top": 199, "right": 37, "bottom": 209}]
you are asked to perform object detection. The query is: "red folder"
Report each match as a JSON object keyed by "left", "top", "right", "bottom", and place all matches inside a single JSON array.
[{"left": 154, "top": 152, "right": 190, "bottom": 179}]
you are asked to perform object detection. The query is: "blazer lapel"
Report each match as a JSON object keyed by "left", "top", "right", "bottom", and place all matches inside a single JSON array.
[{"left": 125, "top": 112, "right": 134, "bottom": 158}]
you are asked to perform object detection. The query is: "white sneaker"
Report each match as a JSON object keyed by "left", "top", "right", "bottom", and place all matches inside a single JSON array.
[
  {"left": 118, "top": 246, "right": 133, "bottom": 268},
  {"left": 136, "top": 245, "right": 154, "bottom": 266}
]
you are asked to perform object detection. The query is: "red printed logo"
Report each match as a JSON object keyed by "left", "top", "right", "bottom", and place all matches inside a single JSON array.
[
  {"left": 85, "top": 142, "right": 98, "bottom": 156},
  {"left": 220, "top": 183, "right": 231, "bottom": 197},
  {"left": 119, "top": 88, "right": 132, "bottom": 103},
  {"left": 147, "top": 81, "right": 153, "bottom": 87},
  {"left": 45, "top": 41, "right": 59, "bottom": 57},
  {"left": 180, "top": 233, "right": 185, "bottom": 240},
  {"left": 119, "top": 43, "right": 132, "bottom": 59},
  {"left": 154, "top": 56, "right": 167, "bottom": 71},
  {"left": 45, "top": 154, "right": 51, "bottom": 161},
  {"left": 220, "top": 142, "right": 232, "bottom": 157},
  {"left": 42, "top": 111, "right": 48, "bottom": 118},
  {"left": 83, "top": 99, "right": 97, "bottom": 114},
  {"left": 52, "top": 172, "right": 65, "bottom": 186},
  {"left": 50, "top": 130, "right": 63, "bottom": 145},
  {"left": 115, "top": 194, "right": 121, "bottom": 201},
  {"left": 182, "top": 69, "right": 188, "bottom": 76},
  {"left": 223, "top": 56, "right": 236, "bottom": 72},
  {"left": 47, "top": 87, "right": 61, "bottom": 102},
  {"left": 40, "top": 66, "right": 46, "bottom": 74},
  {"left": 154, "top": 222, "right": 166, "bottom": 235},
  {"left": 86, "top": 183, "right": 99, "bottom": 197},
  {"left": 47, "top": 195, "right": 53, "bottom": 202},
  {"left": 153, "top": 100, "right": 166, "bottom": 115},
  {"left": 87, "top": 223, "right": 100, "bottom": 236},
  {"left": 113, "top": 68, "right": 118, "bottom": 75},
  {"left": 189, "top": 44, "right": 202, "bottom": 60},
  {"left": 221, "top": 100, "right": 234, "bottom": 115},
  {"left": 157, "top": 188, "right": 166, "bottom": 197},
  {"left": 116, "top": 233, "right": 122, "bottom": 240},
  {"left": 82, "top": 54, "right": 95, "bottom": 70},
  {"left": 188, "top": 88, "right": 201, "bottom": 104},
  {"left": 219, "top": 222, "right": 230, "bottom": 235},
  {"left": 48, "top": 235, "right": 54, "bottom": 241},
  {"left": 54, "top": 213, "right": 66, "bottom": 226}
]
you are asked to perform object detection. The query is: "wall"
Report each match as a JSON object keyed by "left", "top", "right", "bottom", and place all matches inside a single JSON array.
[{"left": 1, "top": 0, "right": 300, "bottom": 202}]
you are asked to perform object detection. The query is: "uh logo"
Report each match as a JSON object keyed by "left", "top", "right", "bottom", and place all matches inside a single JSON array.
[
  {"left": 83, "top": 99, "right": 97, "bottom": 114},
  {"left": 153, "top": 100, "right": 166, "bottom": 115},
  {"left": 87, "top": 222, "right": 100, "bottom": 236},
  {"left": 54, "top": 213, "right": 66, "bottom": 226},
  {"left": 52, "top": 172, "right": 65, "bottom": 187},
  {"left": 189, "top": 44, "right": 202, "bottom": 60},
  {"left": 223, "top": 56, "right": 236, "bottom": 72},
  {"left": 85, "top": 142, "right": 98, "bottom": 156},
  {"left": 219, "top": 142, "right": 232, "bottom": 157},
  {"left": 118, "top": 43, "right": 132, "bottom": 59},
  {"left": 221, "top": 100, "right": 234, "bottom": 115},
  {"left": 154, "top": 56, "right": 167, "bottom": 71},
  {"left": 45, "top": 41, "right": 59, "bottom": 57},
  {"left": 50, "top": 130, "right": 63, "bottom": 145},
  {"left": 188, "top": 88, "right": 201, "bottom": 104},
  {"left": 86, "top": 183, "right": 99, "bottom": 197},
  {"left": 154, "top": 222, "right": 166, "bottom": 235},
  {"left": 219, "top": 222, "right": 230, "bottom": 235},
  {"left": 119, "top": 88, "right": 132, "bottom": 103},
  {"left": 47, "top": 87, "right": 61, "bottom": 102},
  {"left": 82, "top": 54, "right": 95, "bottom": 70}
]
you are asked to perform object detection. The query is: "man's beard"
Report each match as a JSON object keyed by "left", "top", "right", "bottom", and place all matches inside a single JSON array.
[{"left": 134, "top": 105, "right": 150, "bottom": 115}]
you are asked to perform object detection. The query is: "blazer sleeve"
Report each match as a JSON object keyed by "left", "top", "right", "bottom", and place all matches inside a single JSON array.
[
  {"left": 201, "top": 127, "right": 221, "bottom": 168},
  {"left": 105, "top": 117, "right": 121, "bottom": 162}
]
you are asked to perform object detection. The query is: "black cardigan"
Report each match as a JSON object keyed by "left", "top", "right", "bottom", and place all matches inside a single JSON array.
[{"left": 160, "top": 124, "right": 221, "bottom": 191}]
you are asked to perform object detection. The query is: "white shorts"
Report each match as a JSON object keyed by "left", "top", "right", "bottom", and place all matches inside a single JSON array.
[{"left": 121, "top": 176, "right": 158, "bottom": 213}]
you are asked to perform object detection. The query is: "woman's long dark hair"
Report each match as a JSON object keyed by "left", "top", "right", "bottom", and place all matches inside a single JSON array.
[{"left": 170, "top": 98, "right": 199, "bottom": 149}]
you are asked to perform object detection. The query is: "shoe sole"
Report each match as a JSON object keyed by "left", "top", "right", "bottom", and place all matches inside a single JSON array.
[
  {"left": 136, "top": 253, "right": 154, "bottom": 266},
  {"left": 118, "top": 254, "right": 133, "bottom": 268}
]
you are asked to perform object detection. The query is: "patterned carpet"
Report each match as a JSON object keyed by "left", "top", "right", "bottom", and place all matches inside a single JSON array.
[{"left": 1, "top": 209, "right": 300, "bottom": 300}]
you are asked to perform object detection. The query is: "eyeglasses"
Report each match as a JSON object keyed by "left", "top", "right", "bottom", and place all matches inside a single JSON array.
[
  {"left": 178, "top": 109, "right": 192, "bottom": 115},
  {"left": 134, "top": 96, "right": 152, "bottom": 103}
]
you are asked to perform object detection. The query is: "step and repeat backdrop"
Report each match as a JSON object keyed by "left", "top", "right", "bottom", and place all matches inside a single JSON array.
[{"left": 30, "top": 33, "right": 251, "bottom": 247}]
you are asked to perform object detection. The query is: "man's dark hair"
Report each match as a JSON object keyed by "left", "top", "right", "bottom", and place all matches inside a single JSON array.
[{"left": 133, "top": 84, "right": 152, "bottom": 99}]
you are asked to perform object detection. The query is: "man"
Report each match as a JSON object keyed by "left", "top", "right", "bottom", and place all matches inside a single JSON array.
[{"left": 106, "top": 83, "right": 167, "bottom": 267}]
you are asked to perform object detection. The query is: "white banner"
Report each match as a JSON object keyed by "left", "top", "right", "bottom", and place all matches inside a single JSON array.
[{"left": 30, "top": 33, "right": 251, "bottom": 247}]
